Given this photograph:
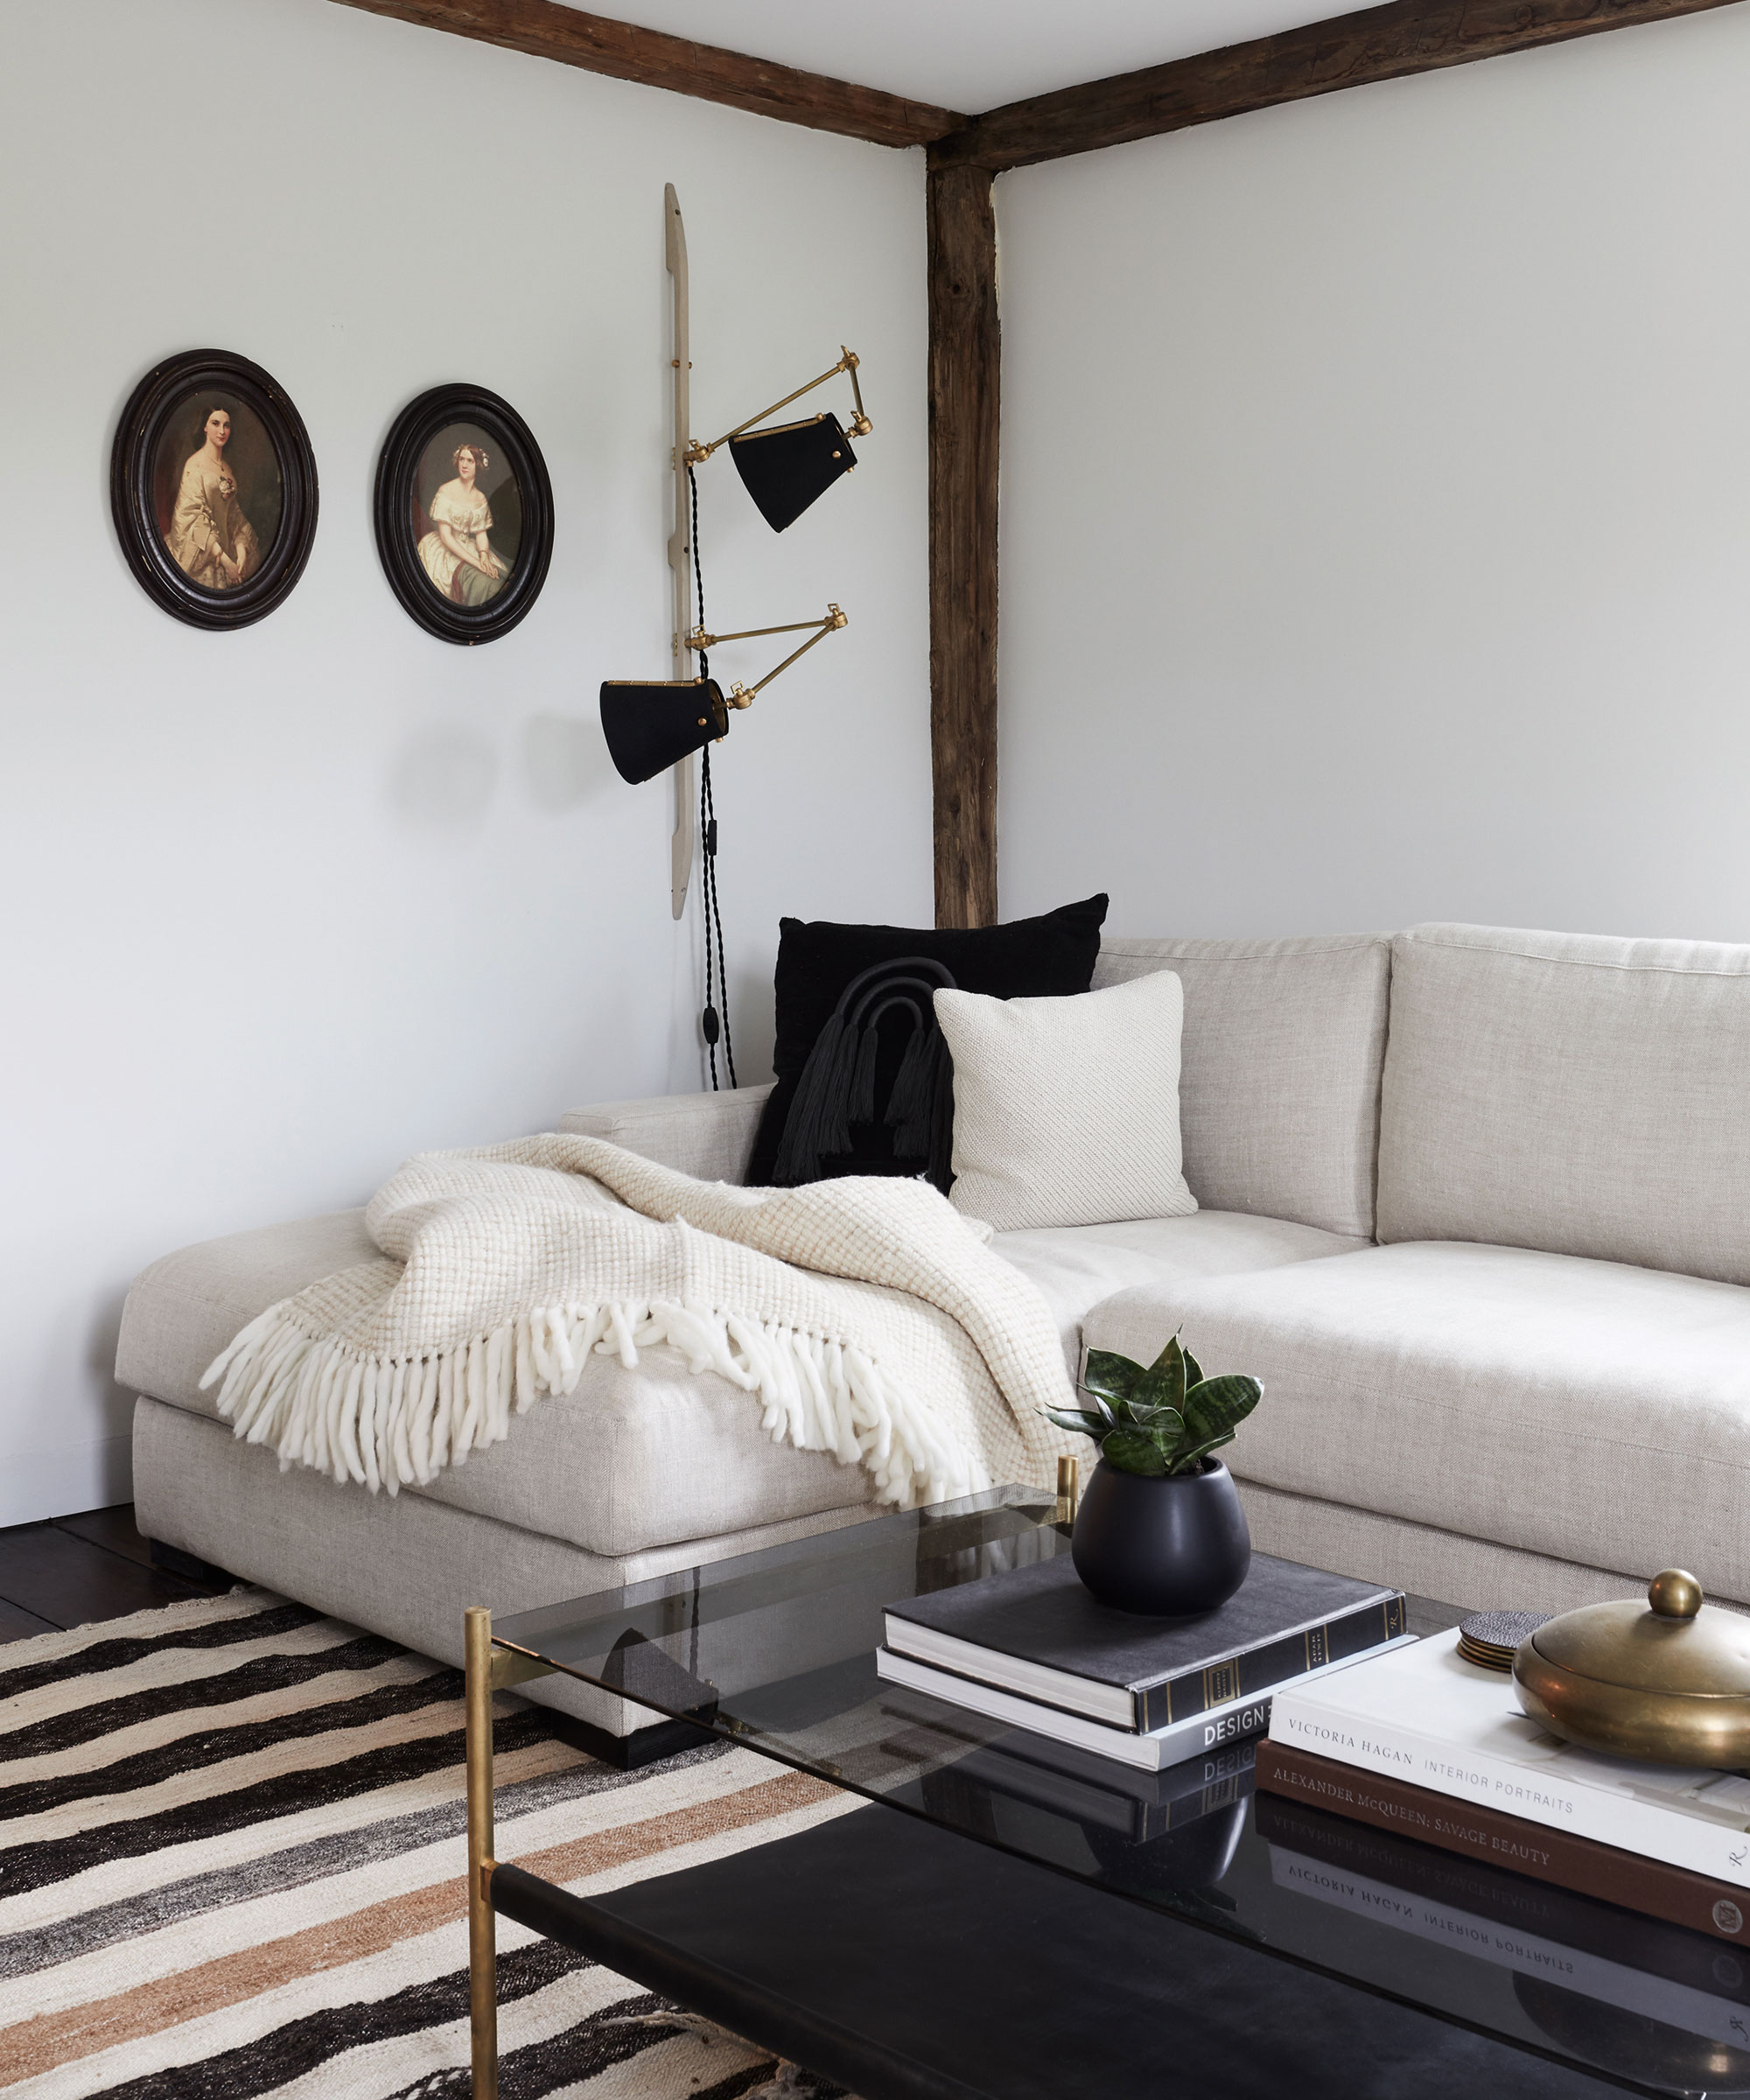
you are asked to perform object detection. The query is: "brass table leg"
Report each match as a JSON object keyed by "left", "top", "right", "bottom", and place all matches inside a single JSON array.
[{"left": 465, "top": 1606, "right": 498, "bottom": 2100}]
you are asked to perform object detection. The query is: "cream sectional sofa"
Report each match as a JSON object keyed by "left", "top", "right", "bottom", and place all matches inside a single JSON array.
[{"left": 118, "top": 921, "right": 1750, "bottom": 1751}]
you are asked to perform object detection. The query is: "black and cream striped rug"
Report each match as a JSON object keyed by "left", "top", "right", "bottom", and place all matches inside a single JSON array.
[{"left": 0, "top": 1586, "right": 856, "bottom": 2097}]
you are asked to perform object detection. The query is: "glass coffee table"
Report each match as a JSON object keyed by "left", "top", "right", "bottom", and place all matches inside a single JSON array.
[{"left": 461, "top": 1485, "right": 1748, "bottom": 2100}]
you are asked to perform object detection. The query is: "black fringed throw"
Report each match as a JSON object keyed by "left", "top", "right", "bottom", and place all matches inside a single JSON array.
[
  {"left": 772, "top": 957, "right": 958, "bottom": 1192},
  {"left": 748, "top": 894, "right": 1109, "bottom": 1191}
]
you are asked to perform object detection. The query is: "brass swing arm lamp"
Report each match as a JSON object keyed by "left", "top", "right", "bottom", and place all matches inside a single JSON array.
[
  {"left": 601, "top": 605, "right": 847, "bottom": 786},
  {"left": 684, "top": 350, "right": 871, "bottom": 466},
  {"left": 688, "top": 603, "right": 849, "bottom": 707}
]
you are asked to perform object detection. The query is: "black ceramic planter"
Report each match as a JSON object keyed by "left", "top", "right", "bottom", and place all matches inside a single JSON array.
[{"left": 1070, "top": 1458, "right": 1252, "bottom": 1617}]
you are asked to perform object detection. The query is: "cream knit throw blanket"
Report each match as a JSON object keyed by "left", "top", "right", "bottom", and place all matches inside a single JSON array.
[{"left": 200, "top": 1134, "right": 1079, "bottom": 1509}]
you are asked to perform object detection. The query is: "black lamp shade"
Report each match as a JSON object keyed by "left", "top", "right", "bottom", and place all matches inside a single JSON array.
[
  {"left": 729, "top": 413, "right": 858, "bottom": 533},
  {"left": 600, "top": 678, "right": 730, "bottom": 784}
]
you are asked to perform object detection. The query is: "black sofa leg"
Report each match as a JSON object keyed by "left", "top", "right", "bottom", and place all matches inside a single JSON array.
[{"left": 538, "top": 1706, "right": 718, "bottom": 1772}]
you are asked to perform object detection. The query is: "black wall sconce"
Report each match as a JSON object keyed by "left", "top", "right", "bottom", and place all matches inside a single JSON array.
[
  {"left": 601, "top": 605, "right": 847, "bottom": 784},
  {"left": 684, "top": 350, "right": 872, "bottom": 533}
]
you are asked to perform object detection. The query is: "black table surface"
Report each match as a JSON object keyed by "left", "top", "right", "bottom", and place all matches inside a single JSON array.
[
  {"left": 494, "top": 1800, "right": 1637, "bottom": 2100},
  {"left": 493, "top": 1488, "right": 1750, "bottom": 2099}
]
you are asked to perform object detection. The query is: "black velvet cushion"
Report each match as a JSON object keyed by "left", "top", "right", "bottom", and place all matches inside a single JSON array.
[{"left": 747, "top": 895, "right": 1109, "bottom": 1187}]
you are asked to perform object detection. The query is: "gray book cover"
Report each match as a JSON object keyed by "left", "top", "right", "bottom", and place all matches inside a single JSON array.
[{"left": 886, "top": 1552, "right": 1404, "bottom": 1731}]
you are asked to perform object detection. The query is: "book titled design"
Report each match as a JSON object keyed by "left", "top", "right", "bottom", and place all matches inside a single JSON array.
[
  {"left": 876, "top": 1636, "right": 1417, "bottom": 1772},
  {"left": 884, "top": 1550, "right": 1406, "bottom": 1732},
  {"left": 1268, "top": 1630, "right": 1750, "bottom": 1889}
]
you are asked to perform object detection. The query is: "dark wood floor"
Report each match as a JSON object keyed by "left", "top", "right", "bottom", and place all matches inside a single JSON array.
[{"left": 0, "top": 1505, "right": 231, "bottom": 1643}]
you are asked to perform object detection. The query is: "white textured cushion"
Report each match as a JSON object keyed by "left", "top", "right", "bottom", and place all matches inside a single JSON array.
[
  {"left": 558, "top": 1084, "right": 774, "bottom": 1185},
  {"left": 993, "top": 1210, "right": 1368, "bottom": 1375},
  {"left": 1377, "top": 923, "right": 1750, "bottom": 1284},
  {"left": 1082, "top": 1240, "right": 1750, "bottom": 1605},
  {"left": 935, "top": 973, "right": 1197, "bottom": 1231},
  {"left": 1094, "top": 933, "right": 1391, "bottom": 1239}
]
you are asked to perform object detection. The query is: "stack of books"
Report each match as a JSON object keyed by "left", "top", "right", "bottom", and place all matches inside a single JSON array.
[
  {"left": 1256, "top": 1789, "right": 1750, "bottom": 2070},
  {"left": 874, "top": 1550, "right": 1410, "bottom": 1772},
  {"left": 1261, "top": 1628, "right": 1750, "bottom": 1943}
]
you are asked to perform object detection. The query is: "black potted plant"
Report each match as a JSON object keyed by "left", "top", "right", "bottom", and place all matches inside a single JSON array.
[{"left": 1045, "top": 1334, "right": 1262, "bottom": 1616}]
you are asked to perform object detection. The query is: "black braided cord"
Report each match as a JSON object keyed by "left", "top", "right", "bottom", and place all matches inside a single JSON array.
[{"left": 687, "top": 462, "right": 735, "bottom": 1090}]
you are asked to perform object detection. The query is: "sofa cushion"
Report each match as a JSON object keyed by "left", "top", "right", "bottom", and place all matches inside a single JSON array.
[
  {"left": 1092, "top": 933, "right": 1390, "bottom": 1240},
  {"left": 116, "top": 1210, "right": 382, "bottom": 1405},
  {"left": 558, "top": 1084, "right": 773, "bottom": 1185},
  {"left": 1376, "top": 922, "right": 1750, "bottom": 1286},
  {"left": 992, "top": 1211, "right": 1369, "bottom": 1376},
  {"left": 116, "top": 1211, "right": 871, "bottom": 1558},
  {"left": 937, "top": 973, "right": 1197, "bottom": 1231},
  {"left": 1081, "top": 1240, "right": 1750, "bottom": 1603}
]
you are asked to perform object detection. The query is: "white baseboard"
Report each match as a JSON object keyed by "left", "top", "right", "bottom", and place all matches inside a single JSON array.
[{"left": 0, "top": 1432, "right": 133, "bottom": 1527}]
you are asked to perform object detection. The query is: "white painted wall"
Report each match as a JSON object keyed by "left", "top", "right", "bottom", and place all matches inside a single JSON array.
[
  {"left": 0, "top": 0, "right": 929, "bottom": 1522},
  {"left": 599, "top": 0, "right": 1378, "bottom": 115},
  {"left": 996, "top": 6, "right": 1750, "bottom": 942}
]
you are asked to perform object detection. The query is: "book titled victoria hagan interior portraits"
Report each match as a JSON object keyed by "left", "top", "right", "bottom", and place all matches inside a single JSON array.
[{"left": 1268, "top": 1631, "right": 1750, "bottom": 1888}]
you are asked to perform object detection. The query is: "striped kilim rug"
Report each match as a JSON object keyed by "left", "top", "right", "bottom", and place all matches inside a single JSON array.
[{"left": 0, "top": 1586, "right": 858, "bottom": 2098}]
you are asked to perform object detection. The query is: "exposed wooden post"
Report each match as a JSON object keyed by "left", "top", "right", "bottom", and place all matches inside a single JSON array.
[{"left": 927, "top": 158, "right": 1001, "bottom": 931}]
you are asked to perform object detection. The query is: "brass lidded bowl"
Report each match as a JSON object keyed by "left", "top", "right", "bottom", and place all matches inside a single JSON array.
[{"left": 1513, "top": 1569, "right": 1750, "bottom": 1768}]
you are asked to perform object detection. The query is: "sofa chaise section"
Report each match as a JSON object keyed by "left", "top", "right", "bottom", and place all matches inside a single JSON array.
[{"left": 118, "top": 1208, "right": 872, "bottom": 1562}]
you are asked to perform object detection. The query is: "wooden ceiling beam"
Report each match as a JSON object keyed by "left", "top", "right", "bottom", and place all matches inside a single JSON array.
[
  {"left": 327, "top": 0, "right": 963, "bottom": 148},
  {"left": 929, "top": 0, "right": 1744, "bottom": 172}
]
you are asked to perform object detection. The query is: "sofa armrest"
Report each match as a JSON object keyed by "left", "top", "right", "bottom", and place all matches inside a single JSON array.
[{"left": 557, "top": 1083, "right": 774, "bottom": 1185}]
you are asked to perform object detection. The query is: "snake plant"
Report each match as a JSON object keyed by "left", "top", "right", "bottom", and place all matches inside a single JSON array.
[{"left": 1043, "top": 1334, "right": 1262, "bottom": 1479}]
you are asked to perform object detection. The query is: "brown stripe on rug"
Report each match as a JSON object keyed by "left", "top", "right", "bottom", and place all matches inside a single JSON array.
[
  {"left": 0, "top": 1588, "right": 854, "bottom": 2100},
  {"left": 2, "top": 1740, "right": 582, "bottom": 1979}
]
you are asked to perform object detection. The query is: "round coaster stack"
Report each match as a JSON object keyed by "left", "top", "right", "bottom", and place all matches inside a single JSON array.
[{"left": 1457, "top": 1610, "right": 1550, "bottom": 1671}]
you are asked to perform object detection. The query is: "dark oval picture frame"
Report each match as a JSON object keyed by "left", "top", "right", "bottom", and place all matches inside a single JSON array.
[
  {"left": 111, "top": 348, "right": 318, "bottom": 631},
  {"left": 374, "top": 384, "right": 553, "bottom": 646}
]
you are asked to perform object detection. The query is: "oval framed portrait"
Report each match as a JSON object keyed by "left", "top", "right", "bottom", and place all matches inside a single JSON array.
[
  {"left": 111, "top": 348, "right": 318, "bottom": 631},
  {"left": 374, "top": 385, "right": 553, "bottom": 646}
]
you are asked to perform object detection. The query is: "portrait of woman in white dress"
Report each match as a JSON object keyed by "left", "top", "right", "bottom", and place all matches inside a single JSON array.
[
  {"left": 416, "top": 441, "right": 512, "bottom": 606},
  {"left": 164, "top": 406, "right": 262, "bottom": 591},
  {"left": 374, "top": 386, "right": 548, "bottom": 642}
]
